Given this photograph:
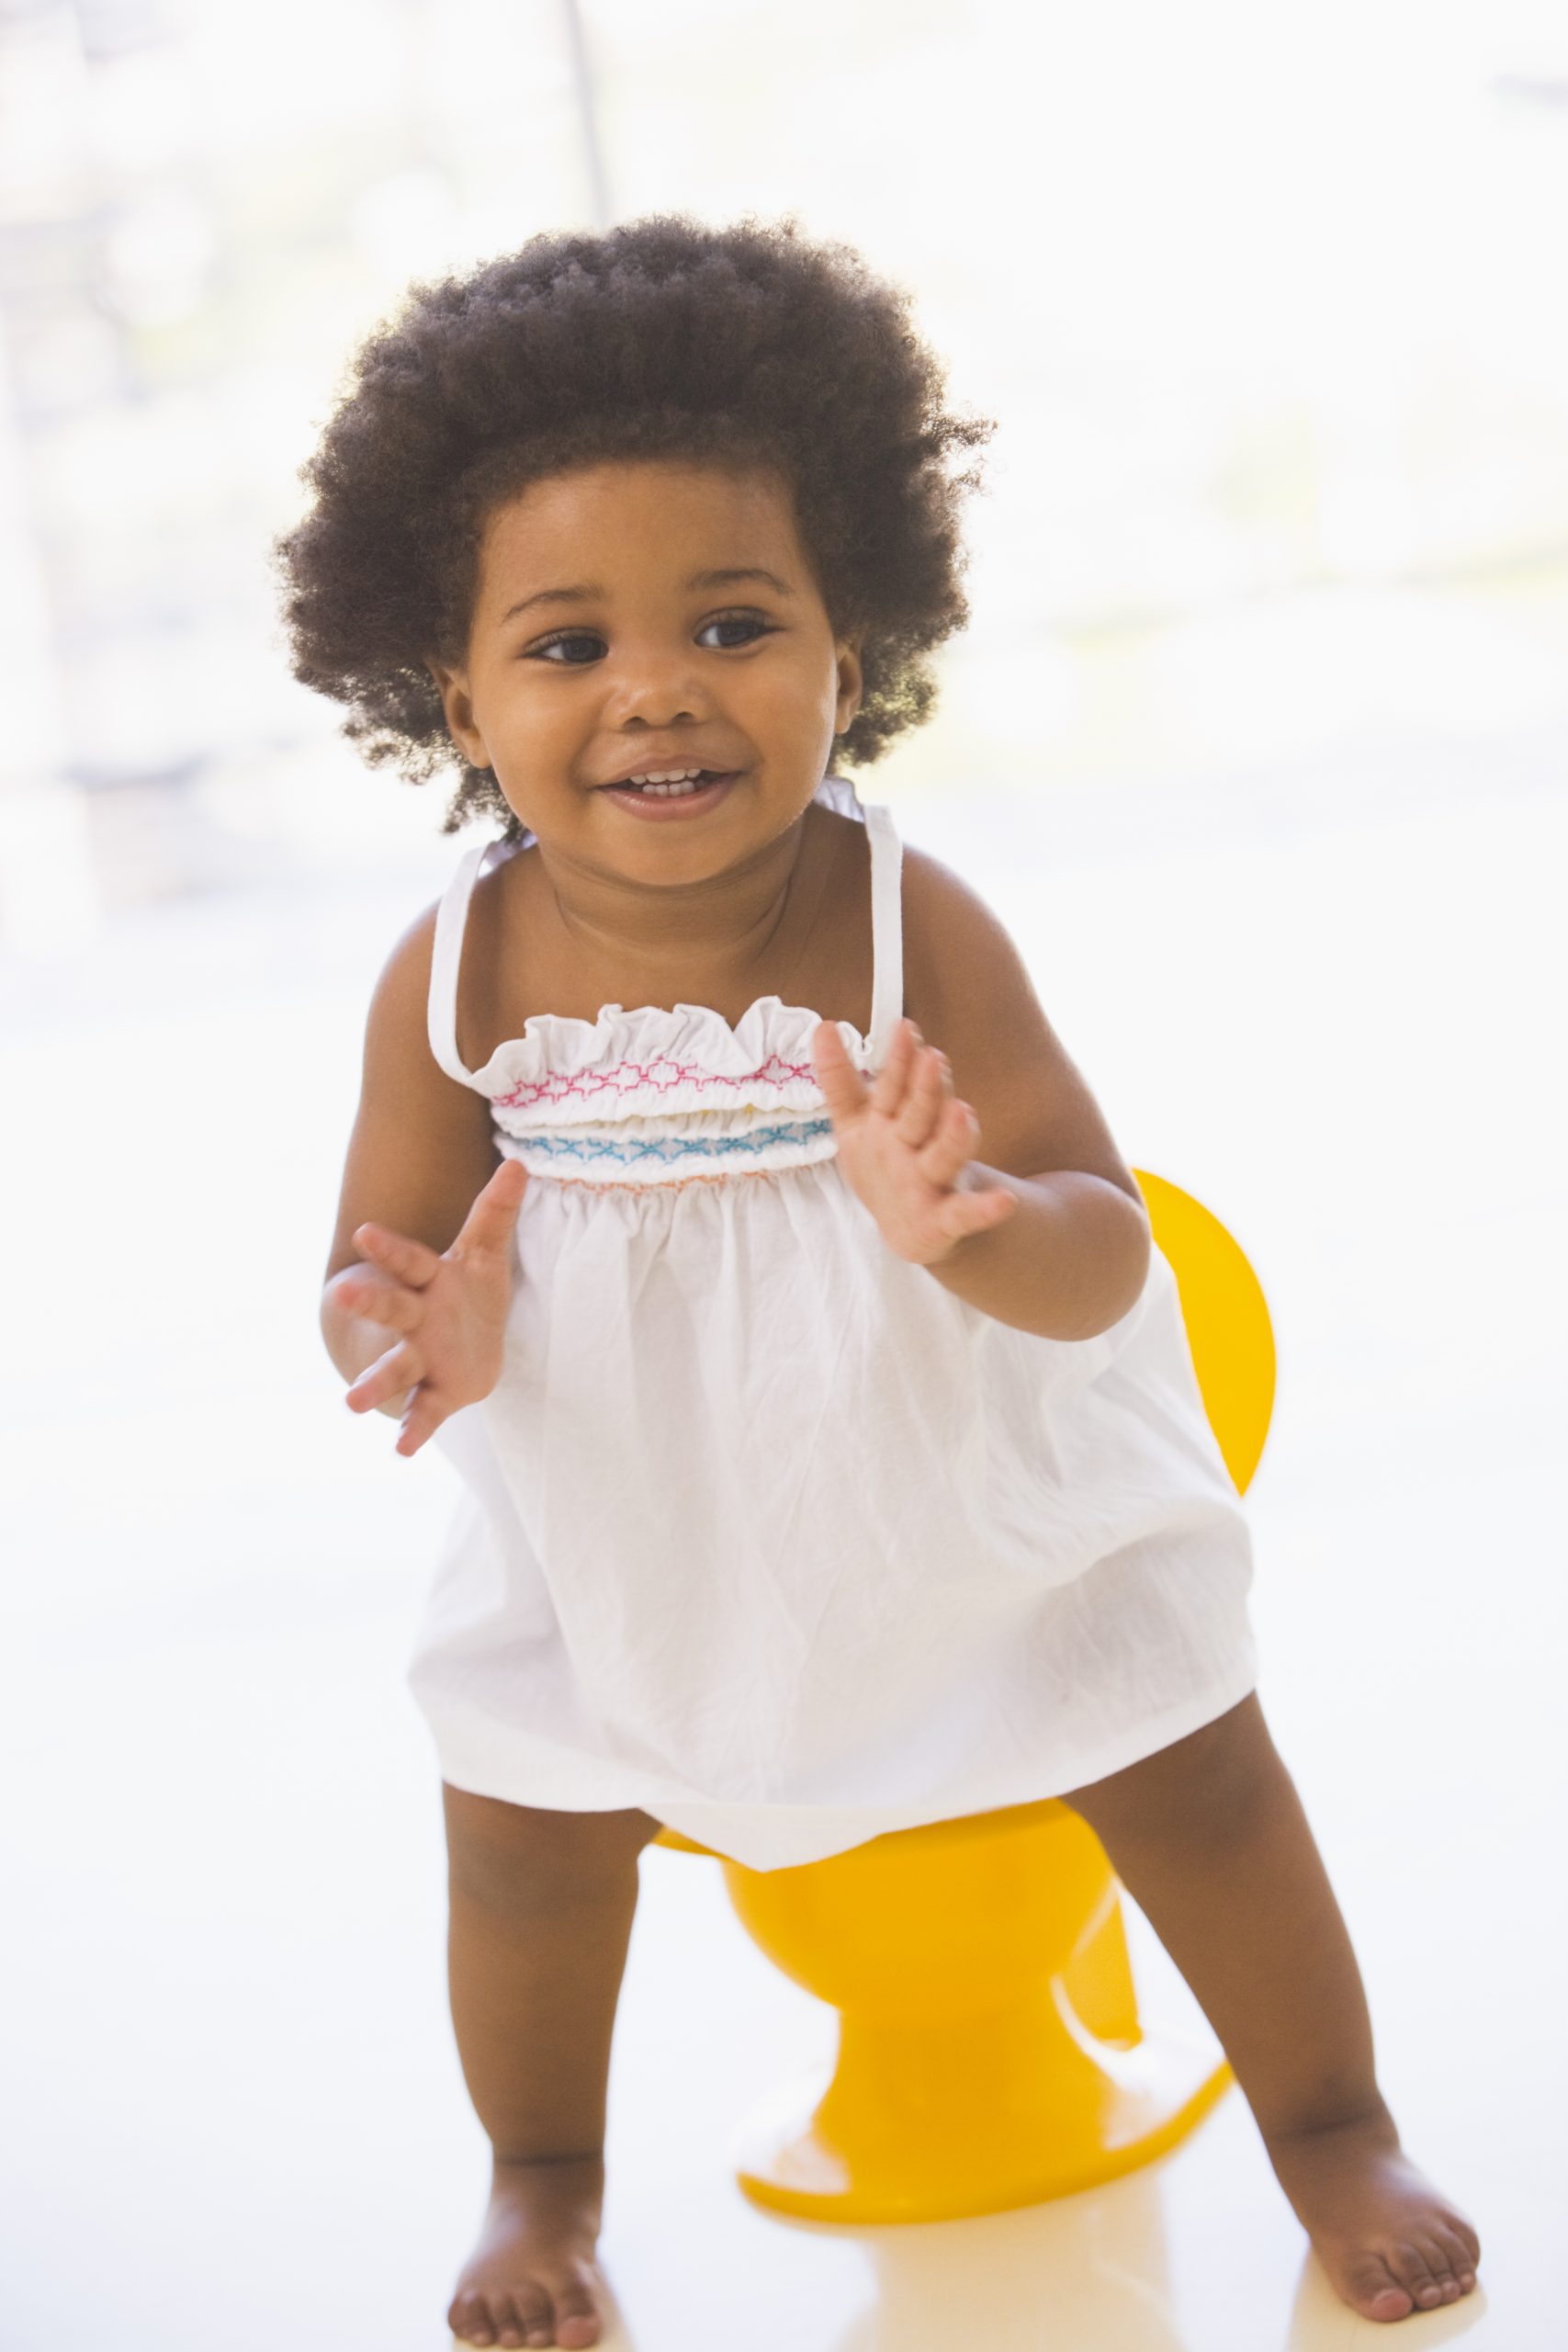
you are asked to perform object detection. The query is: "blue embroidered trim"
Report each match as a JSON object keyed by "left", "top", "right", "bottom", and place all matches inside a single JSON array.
[{"left": 513, "top": 1117, "right": 834, "bottom": 1167}]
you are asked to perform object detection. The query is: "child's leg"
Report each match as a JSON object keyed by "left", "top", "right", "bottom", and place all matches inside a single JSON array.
[
  {"left": 1059, "top": 1694, "right": 1480, "bottom": 2324},
  {"left": 440, "top": 1785, "right": 663, "bottom": 2351}
]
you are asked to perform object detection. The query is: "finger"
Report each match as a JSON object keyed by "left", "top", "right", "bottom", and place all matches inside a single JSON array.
[
  {"left": 353, "top": 1223, "right": 444, "bottom": 1289},
  {"left": 344, "top": 1341, "right": 418, "bottom": 1413},
  {"left": 810, "top": 1020, "right": 871, "bottom": 1123},
  {"left": 896, "top": 1045, "right": 953, "bottom": 1149},
  {"left": 453, "top": 1156, "right": 529, "bottom": 1255},
  {"left": 919, "top": 1096, "right": 981, "bottom": 1187},
  {"left": 345, "top": 1340, "right": 425, "bottom": 1413},
  {"left": 869, "top": 1017, "right": 919, "bottom": 1118},
  {"left": 394, "top": 1385, "right": 448, "bottom": 1458},
  {"left": 333, "top": 1273, "right": 423, "bottom": 1336}
]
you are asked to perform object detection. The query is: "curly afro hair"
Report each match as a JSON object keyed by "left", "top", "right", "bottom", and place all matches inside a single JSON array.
[{"left": 271, "top": 210, "right": 995, "bottom": 840}]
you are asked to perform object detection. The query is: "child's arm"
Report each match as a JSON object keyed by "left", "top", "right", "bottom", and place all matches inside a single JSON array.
[
  {"left": 811, "top": 851, "right": 1150, "bottom": 1344},
  {"left": 321, "top": 907, "right": 526, "bottom": 1454}
]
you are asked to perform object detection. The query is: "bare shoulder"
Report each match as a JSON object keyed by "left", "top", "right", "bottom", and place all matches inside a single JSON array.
[
  {"left": 899, "top": 842, "right": 1143, "bottom": 1201},
  {"left": 358, "top": 893, "right": 465, "bottom": 1092},
  {"left": 898, "top": 842, "right": 1026, "bottom": 1036},
  {"left": 321, "top": 896, "right": 501, "bottom": 1283},
  {"left": 365, "top": 894, "right": 440, "bottom": 1035}
]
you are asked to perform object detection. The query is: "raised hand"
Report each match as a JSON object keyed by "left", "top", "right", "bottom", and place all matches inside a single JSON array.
[
  {"left": 326, "top": 1157, "right": 529, "bottom": 1457},
  {"left": 810, "top": 1016, "right": 1019, "bottom": 1265}
]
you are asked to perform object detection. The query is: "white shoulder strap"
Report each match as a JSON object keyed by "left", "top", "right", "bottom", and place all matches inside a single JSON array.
[
  {"left": 861, "top": 800, "right": 905, "bottom": 1072},
  {"left": 427, "top": 842, "right": 491, "bottom": 1088}
]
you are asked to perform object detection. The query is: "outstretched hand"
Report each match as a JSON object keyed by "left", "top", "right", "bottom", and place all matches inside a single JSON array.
[
  {"left": 810, "top": 1016, "right": 1019, "bottom": 1265},
  {"left": 327, "top": 1156, "right": 528, "bottom": 1457}
]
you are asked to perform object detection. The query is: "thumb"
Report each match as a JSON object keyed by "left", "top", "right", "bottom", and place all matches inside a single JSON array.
[
  {"left": 810, "top": 1019, "right": 869, "bottom": 1124},
  {"left": 455, "top": 1155, "right": 529, "bottom": 1251}
]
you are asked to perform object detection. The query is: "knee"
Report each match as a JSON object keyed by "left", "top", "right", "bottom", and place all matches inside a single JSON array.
[{"left": 442, "top": 1785, "right": 659, "bottom": 1912}]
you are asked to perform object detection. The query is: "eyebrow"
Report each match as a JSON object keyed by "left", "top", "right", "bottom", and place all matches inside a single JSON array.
[{"left": 498, "top": 567, "right": 795, "bottom": 627}]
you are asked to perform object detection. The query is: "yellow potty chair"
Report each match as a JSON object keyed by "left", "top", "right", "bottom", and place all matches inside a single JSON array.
[{"left": 655, "top": 1171, "right": 1275, "bottom": 2224}]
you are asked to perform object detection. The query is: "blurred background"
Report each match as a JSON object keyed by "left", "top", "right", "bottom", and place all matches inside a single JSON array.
[
  {"left": 2, "top": 3, "right": 1563, "bottom": 2347},
  {"left": 4, "top": 0, "right": 1568, "bottom": 917}
]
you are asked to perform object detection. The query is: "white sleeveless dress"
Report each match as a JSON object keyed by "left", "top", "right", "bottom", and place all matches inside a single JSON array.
[{"left": 405, "top": 777, "right": 1258, "bottom": 1870}]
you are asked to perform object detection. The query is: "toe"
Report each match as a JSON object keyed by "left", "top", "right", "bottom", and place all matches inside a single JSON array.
[
  {"left": 1415, "top": 2237, "right": 1462, "bottom": 2304},
  {"left": 507, "top": 2286, "right": 554, "bottom": 2348},
  {"left": 549, "top": 2267, "right": 606, "bottom": 2342},
  {"left": 448, "top": 2292, "right": 498, "bottom": 2346},
  {"left": 490, "top": 2296, "right": 525, "bottom": 2350},
  {"left": 1390, "top": 2241, "right": 1447, "bottom": 2312},
  {"left": 1343, "top": 2253, "right": 1415, "bottom": 2323},
  {"left": 1437, "top": 2222, "right": 1479, "bottom": 2290},
  {"left": 551, "top": 2275, "right": 604, "bottom": 2347},
  {"left": 556, "top": 2320, "right": 600, "bottom": 2347}
]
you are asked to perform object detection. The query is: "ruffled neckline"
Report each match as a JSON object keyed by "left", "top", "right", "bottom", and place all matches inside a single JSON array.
[{"left": 468, "top": 991, "right": 872, "bottom": 1102}]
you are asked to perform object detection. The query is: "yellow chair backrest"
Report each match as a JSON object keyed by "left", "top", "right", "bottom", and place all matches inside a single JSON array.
[{"left": 1132, "top": 1170, "right": 1274, "bottom": 1496}]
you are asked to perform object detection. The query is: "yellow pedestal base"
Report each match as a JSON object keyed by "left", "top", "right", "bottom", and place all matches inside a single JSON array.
[
  {"left": 733, "top": 2008, "right": 1231, "bottom": 2225},
  {"left": 697, "top": 1802, "right": 1233, "bottom": 2227}
]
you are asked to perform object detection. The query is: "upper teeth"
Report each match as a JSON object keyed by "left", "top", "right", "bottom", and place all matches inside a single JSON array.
[{"left": 625, "top": 768, "right": 705, "bottom": 786}]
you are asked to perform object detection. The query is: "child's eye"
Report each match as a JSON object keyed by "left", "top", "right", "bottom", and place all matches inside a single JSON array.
[
  {"left": 698, "top": 611, "right": 774, "bottom": 650},
  {"left": 530, "top": 632, "right": 604, "bottom": 665},
  {"left": 528, "top": 611, "right": 775, "bottom": 664}
]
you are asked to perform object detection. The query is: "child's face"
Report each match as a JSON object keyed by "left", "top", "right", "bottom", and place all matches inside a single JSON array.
[{"left": 427, "top": 458, "right": 863, "bottom": 859}]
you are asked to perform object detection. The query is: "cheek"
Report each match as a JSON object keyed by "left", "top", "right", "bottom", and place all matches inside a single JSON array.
[
  {"left": 750, "top": 651, "right": 838, "bottom": 731},
  {"left": 487, "top": 673, "right": 581, "bottom": 744}
]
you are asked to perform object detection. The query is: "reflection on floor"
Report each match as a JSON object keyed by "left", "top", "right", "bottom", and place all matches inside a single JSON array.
[{"left": 1, "top": 760, "right": 1561, "bottom": 2348}]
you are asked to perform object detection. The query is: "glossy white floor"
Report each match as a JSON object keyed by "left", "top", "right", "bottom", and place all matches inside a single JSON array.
[{"left": 1, "top": 741, "right": 1562, "bottom": 2350}]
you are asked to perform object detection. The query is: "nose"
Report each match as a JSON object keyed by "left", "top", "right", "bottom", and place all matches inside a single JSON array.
[
  {"left": 605, "top": 646, "right": 708, "bottom": 731},
  {"left": 618, "top": 690, "right": 700, "bottom": 728}
]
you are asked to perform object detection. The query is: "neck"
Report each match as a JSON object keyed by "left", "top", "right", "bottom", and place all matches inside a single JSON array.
[{"left": 534, "top": 806, "right": 815, "bottom": 981}]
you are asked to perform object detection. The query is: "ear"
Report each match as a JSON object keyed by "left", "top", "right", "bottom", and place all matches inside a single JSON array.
[
  {"left": 425, "top": 657, "right": 491, "bottom": 771},
  {"left": 833, "top": 635, "right": 864, "bottom": 738}
]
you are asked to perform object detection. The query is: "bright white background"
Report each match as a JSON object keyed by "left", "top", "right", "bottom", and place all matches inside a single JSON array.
[{"left": 1, "top": 3, "right": 1564, "bottom": 2345}]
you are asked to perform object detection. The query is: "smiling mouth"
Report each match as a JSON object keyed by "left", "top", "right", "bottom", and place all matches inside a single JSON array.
[{"left": 599, "top": 770, "right": 739, "bottom": 797}]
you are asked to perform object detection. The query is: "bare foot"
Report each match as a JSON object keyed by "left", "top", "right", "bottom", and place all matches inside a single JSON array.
[
  {"left": 447, "top": 2153, "right": 609, "bottom": 2349},
  {"left": 1264, "top": 2105, "right": 1481, "bottom": 2324}
]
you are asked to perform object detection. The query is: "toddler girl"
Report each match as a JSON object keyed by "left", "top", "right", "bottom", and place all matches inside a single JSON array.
[{"left": 282, "top": 215, "right": 1480, "bottom": 2347}]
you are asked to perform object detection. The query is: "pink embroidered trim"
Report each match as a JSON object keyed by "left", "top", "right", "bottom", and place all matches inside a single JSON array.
[{"left": 493, "top": 1049, "right": 816, "bottom": 1113}]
